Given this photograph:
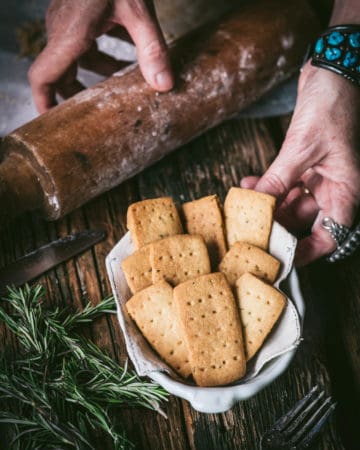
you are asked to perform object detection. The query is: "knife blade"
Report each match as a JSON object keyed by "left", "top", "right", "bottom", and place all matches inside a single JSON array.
[{"left": 0, "top": 230, "right": 106, "bottom": 294}]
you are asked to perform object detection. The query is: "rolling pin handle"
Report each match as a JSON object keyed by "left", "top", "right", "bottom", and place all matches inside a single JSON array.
[{"left": 0, "top": 153, "right": 43, "bottom": 225}]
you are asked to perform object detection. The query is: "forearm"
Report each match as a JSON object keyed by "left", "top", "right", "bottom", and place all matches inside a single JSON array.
[{"left": 330, "top": 0, "right": 360, "bottom": 25}]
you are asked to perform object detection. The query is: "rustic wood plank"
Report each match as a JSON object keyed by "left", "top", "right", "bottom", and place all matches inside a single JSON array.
[
  {"left": 301, "top": 258, "right": 360, "bottom": 450},
  {"left": 1, "top": 2, "right": 354, "bottom": 449},
  {"left": 0, "top": 113, "right": 355, "bottom": 449},
  {"left": 128, "top": 116, "right": 346, "bottom": 449},
  {"left": 278, "top": 113, "right": 360, "bottom": 448}
]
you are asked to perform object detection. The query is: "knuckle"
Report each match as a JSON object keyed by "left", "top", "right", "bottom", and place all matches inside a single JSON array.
[
  {"left": 262, "top": 172, "right": 287, "bottom": 196},
  {"left": 283, "top": 135, "right": 317, "bottom": 160},
  {"left": 53, "top": 33, "right": 90, "bottom": 55},
  {"left": 296, "top": 140, "right": 317, "bottom": 158},
  {"left": 68, "top": 37, "right": 91, "bottom": 56},
  {"left": 142, "top": 38, "right": 167, "bottom": 61}
]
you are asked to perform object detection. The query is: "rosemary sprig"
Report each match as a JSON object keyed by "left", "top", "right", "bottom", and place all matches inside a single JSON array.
[{"left": 0, "top": 285, "right": 168, "bottom": 449}]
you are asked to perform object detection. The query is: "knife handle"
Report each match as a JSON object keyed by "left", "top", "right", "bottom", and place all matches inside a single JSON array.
[{"left": 0, "top": 152, "right": 43, "bottom": 225}]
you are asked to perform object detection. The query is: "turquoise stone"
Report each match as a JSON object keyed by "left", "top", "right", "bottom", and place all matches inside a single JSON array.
[
  {"left": 356, "top": 65, "right": 360, "bottom": 73},
  {"left": 325, "top": 47, "right": 341, "bottom": 61},
  {"left": 349, "top": 32, "right": 360, "bottom": 48},
  {"left": 327, "top": 31, "right": 345, "bottom": 45},
  {"left": 343, "top": 51, "right": 358, "bottom": 67},
  {"left": 314, "top": 37, "right": 324, "bottom": 54}
]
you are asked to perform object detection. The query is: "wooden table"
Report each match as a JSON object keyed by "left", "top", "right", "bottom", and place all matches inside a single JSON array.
[
  {"left": 1, "top": 112, "right": 359, "bottom": 449},
  {"left": 1, "top": 1, "right": 359, "bottom": 447}
]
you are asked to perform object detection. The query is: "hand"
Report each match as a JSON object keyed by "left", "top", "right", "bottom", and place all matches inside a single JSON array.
[
  {"left": 241, "top": 62, "right": 360, "bottom": 266},
  {"left": 28, "top": 0, "right": 174, "bottom": 113}
]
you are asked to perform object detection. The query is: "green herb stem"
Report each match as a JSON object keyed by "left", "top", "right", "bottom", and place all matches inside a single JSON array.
[{"left": 0, "top": 285, "right": 168, "bottom": 449}]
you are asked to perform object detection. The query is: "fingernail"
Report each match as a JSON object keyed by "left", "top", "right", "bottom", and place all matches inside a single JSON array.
[{"left": 155, "top": 70, "right": 174, "bottom": 91}]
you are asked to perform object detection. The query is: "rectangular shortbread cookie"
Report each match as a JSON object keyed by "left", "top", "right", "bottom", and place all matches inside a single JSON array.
[
  {"left": 127, "top": 197, "right": 183, "bottom": 249},
  {"left": 219, "top": 242, "right": 280, "bottom": 286},
  {"left": 126, "top": 281, "right": 191, "bottom": 378},
  {"left": 235, "top": 273, "right": 286, "bottom": 360},
  {"left": 182, "top": 195, "right": 227, "bottom": 268},
  {"left": 174, "top": 273, "right": 246, "bottom": 386},
  {"left": 150, "top": 234, "right": 211, "bottom": 286},
  {"left": 121, "top": 244, "right": 153, "bottom": 294},
  {"left": 224, "top": 187, "right": 276, "bottom": 250}
]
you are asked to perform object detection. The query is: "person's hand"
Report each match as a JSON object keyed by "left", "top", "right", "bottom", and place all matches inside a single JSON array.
[
  {"left": 28, "top": 0, "right": 174, "bottom": 113},
  {"left": 241, "top": 62, "right": 360, "bottom": 266}
]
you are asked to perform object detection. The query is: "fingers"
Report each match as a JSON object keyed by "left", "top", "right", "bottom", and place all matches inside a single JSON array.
[
  {"left": 254, "top": 143, "right": 317, "bottom": 202},
  {"left": 295, "top": 186, "right": 359, "bottom": 266},
  {"left": 28, "top": 37, "right": 90, "bottom": 113},
  {"left": 30, "top": 82, "right": 57, "bottom": 113},
  {"left": 241, "top": 177, "right": 319, "bottom": 234},
  {"left": 275, "top": 189, "right": 319, "bottom": 234},
  {"left": 253, "top": 105, "right": 322, "bottom": 202},
  {"left": 240, "top": 176, "right": 260, "bottom": 190},
  {"left": 30, "top": 0, "right": 173, "bottom": 113},
  {"left": 116, "top": 1, "right": 174, "bottom": 91},
  {"left": 49, "top": 61, "right": 84, "bottom": 101},
  {"left": 295, "top": 224, "right": 336, "bottom": 267}
]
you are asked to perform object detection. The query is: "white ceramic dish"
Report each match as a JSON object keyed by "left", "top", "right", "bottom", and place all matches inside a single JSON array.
[
  {"left": 150, "top": 269, "right": 304, "bottom": 413},
  {"left": 106, "top": 224, "right": 304, "bottom": 413}
]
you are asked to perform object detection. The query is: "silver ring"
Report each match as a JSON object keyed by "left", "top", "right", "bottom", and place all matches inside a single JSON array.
[{"left": 322, "top": 217, "right": 360, "bottom": 262}]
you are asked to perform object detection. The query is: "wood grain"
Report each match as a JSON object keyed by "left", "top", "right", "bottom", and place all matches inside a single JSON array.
[
  {"left": 1, "top": 115, "right": 356, "bottom": 449},
  {"left": 0, "top": 3, "right": 353, "bottom": 447}
]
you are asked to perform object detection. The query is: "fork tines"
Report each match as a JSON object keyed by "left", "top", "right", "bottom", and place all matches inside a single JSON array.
[{"left": 261, "top": 385, "right": 336, "bottom": 449}]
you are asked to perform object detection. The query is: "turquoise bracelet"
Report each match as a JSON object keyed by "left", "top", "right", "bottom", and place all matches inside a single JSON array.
[{"left": 310, "top": 25, "right": 360, "bottom": 86}]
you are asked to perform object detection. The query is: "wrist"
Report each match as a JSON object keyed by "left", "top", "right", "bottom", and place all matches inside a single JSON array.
[
  {"left": 300, "top": 60, "right": 360, "bottom": 101},
  {"left": 330, "top": 1, "right": 360, "bottom": 26},
  {"left": 300, "top": 60, "right": 339, "bottom": 89}
]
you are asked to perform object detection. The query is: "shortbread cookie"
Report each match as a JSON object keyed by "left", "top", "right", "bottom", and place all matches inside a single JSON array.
[
  {"left": 235, "top": 273, "right": 286, "bottom": 360},
  {"left": 126, "top": 281, "right": 191, "bottom": 378},
  {"left": 224, "top": 187, "right": 275, "bottom": 250},
  {"left": 127, "top": 197, "right": 183, "bottom": 249},
  {"left": 121, "top": 244, "right": 152, "bottom": 294},
  {"left": 182, "top": 195, "right": 227, "bottom": 268},
  {"left": 174, "top": 273, "right": 246, "bottom": 386},
  {"left": 219, "top": 242, "right": 280, "bottom": 286},
  {"left": 150, "top": 234, "right": 211, "bottom": 286}
]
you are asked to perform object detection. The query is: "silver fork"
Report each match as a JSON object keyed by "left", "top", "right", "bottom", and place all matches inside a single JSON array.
[{"left": 260, "top": 385, "right": 336, "bottom": 450}]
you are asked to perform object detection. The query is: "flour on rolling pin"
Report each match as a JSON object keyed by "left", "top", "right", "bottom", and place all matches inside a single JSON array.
[{"left": 0, "top": 0, "right": 319, "bottom": 224}]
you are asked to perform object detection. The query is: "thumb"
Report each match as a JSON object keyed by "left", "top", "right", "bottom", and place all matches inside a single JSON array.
[{"left": 254, "top": 139, "right": 317, "bottom": 203}]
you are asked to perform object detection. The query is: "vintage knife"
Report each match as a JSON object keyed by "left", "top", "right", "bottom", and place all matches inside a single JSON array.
[{"left": 0, "top": 230, "right": 106, "bottom": 294}]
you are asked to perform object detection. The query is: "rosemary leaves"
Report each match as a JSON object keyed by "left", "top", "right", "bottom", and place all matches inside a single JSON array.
[{"left": 0, "top": 285, "right": 168, "bottom": 449}]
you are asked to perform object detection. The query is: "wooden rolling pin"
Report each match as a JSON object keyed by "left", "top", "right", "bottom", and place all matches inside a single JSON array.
[{"left": 0, "top": 0, "right": 318, "bottom": 223}]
